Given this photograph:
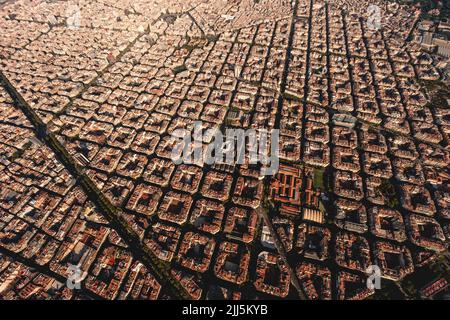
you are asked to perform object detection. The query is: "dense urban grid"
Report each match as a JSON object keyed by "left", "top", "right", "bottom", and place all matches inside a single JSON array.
[{"left": 0, "top": 0, "right": 449, "bottom": 300}]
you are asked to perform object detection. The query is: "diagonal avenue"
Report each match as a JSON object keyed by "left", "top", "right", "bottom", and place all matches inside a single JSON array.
[{"left": 0, "top": 71, "right": 191, "bottom": 300}]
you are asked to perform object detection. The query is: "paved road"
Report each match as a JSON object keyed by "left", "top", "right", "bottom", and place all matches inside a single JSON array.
[{"left": 256, "top": 205, "right": 307, "bottom": 299}]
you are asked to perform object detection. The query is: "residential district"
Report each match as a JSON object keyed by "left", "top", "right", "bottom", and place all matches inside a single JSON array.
[{"left": 0, "top": 0, "right": 449, "bottom": 300}]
